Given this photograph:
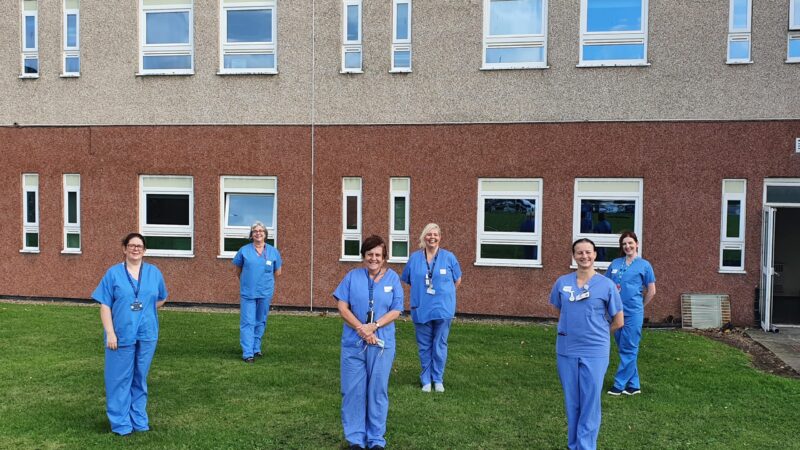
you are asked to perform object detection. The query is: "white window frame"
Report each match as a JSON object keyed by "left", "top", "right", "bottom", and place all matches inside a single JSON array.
[
  {"left": 139, "top": 175, "right": 194, "bottom": 257},
  {"left": 788, "top": 0, "right": 800, "bottom": 63},
  {"left": 719, "top": 179, "right": 746, "bottom": 273},
  {"left": 388, "top": 178, "right": 410, "bottom": 263},
  {"left": 21, "top": 2, "right": 39, "bottom": 78},
  {"left": 578, "top": 0, "right": 649, "bottom": 67},
  {"left": 138, "top": 0, "right": 194, "bottom": 76},
  {"left": 341, "top": 0, "right": 363, "bottom": 74},
  {"left": 62, "top": 1, "right": 80, "bottom": 76},
  {"left": 476, "top": 178, "right": 543, "bottom": 268},
  {"left": 22, "top": 173, "right": 40, "bottom": 253},
  {"left": 390, "top": 0, "right": 412, "bottom": 73},
  {"left": 572, "top": 178, "right": 643, "bottom": 269},
  {"left": 341, "top": 177, "right": 362, "bottom": 261},
  {"left": 727, "top": 0, "right": 752, "bottom": 64},
  {"left": 219, "top": 0, "right": 277, "bottom": 75},
  {"left": 62, "top": 174, "right": 81, "bottom": 254},
  {"left": 482, "top": 0, "right": 549, "bottom": 70},
  {"left": 219, "top": 175, "right": 278, "bottom": 258}
]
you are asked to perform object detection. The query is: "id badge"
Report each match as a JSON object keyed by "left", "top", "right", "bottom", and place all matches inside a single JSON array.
[
  {"left": 424, "top": 274, "right": 431, "bottom": 287},
  {"left": 426, "top": 287, "right": 436, "bottom": 295},
  {"left": 131, "top": 299, "right": 143, "bottom": 311}
]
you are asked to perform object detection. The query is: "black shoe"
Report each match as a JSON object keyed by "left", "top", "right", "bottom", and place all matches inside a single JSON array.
[
  {"left": 368, "top": 446, "right": 385, "bottom": 450},
  {"left": 243, "top": 357, "right": 255, "bottom": 363},
  {"left": 348, "top": 445, "right": 365, "bottom": 450},
  {"left": 254, "top": 352, "right": 263, "bottom": 358}
]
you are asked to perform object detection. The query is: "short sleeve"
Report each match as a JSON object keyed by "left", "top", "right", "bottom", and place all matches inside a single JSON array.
[
  {"left": 91, "top": 270, "right": 115, "bottom": 307},
  {"left": 400, "top": 260, "right": 411, "bottom": 285},
  {"left": 390, "top": 276, "right": 404, "bottom": 311},
  {"left": 449, "top": 252, "right": 462, "bottom": 282},
  {"left": 273, "top": 248, "right": 283, "bottom": 271},
  {"left": 606, "top": 282, "right": 623, "bottom": 317},
  {"left": 604, "top": 261, "right": 615, "bottom": 279},
  {"left": 232, "top": 248, "right": 244, "bottom": 268},
  {"left": 644, "top": 262, "right": 656, "bottom": 285},
  {"left": 333, "top": 271, "right": 352, "bottom": 303},
  {"left": 549, "top": 281, "right": 562, "bottom": 309}
]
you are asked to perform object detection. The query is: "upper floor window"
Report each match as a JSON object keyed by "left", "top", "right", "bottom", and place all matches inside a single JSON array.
[
  {"left": 220, "top": 0, "right": 277, "bottom": 74},
  {"left": 727, "top": 0, "right": 752, "bottom": 64},
  {"left": 788, "top": 0, "right": 800, "bottom": 62},
  {"left": 719, "top": 179, "right": 746, "bottom": 272},
  {"left": 22, "top": 174, "right": 40, "bottom": 252},
  {"left": 63, "top": 0, "right": 80, "bottom": 76},
  {"left": 483, "top": 0, "right": 547, "bottom": 69},
  {"left": 579, "top": 0, "right": 648, "bottom": 67},
  {"left": 389, "top": 178, "right": 410, "bottom": 262},
  {"left": 341, "top": 0, "right": 363, "bottom": 73},
  {"left": 63, "top": 174, "right": 81, "bottom": 253},
  {"left": 476, "top": 178, "right": 543, "bottom": 267},
  {"left": 139, "top": 0, "right": 194, "bottom": 75},
  {"left": 391, "top": 0, "right": 412, "bottom": 72},
  {"left": 342, "top": 177, "right": 362, "bottom": 260},
  {"left": 21, "top": 0, "right": 39, "bottom": 78},
  {"left": 139, "top": 175, "right": 194, "bottom": 257},
  {"left": 220, "top": 176, "right": 277, "bottom": 257}
]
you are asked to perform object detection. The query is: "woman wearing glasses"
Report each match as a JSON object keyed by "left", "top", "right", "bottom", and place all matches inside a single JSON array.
[
  {"left": 233, "top": 221, "right": 283, "bottom": 363},
  {"left": 333, "top": 235, "right": 403, "bottom": 450},
  {"left": 92, "top": 233, "right": 168, "bottom": 436},
  {"left": 550, "top": 238, "right": 623, "bottom": 450}
]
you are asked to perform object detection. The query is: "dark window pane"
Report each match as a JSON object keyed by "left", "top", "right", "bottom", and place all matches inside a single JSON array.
[
  {"left": 66, "top": 233, "right": 80, "bottom": 249},
  {"left": 67, "top": 192, "right": 78, "bottom": 224},
  {"left": 146, "top": 194, "right": 190, "bottom": 225},
  {"left": 393, "top": 196, "right": 406, "bottom": 231},
  {"left": 766, "top": 185, "right": 800, "bottom": 204},
  {"left": 26, "top": 192, "right": 36, "bottom": 223},
  {"left": 481, "top": 243, "right": 538, "bottom": 260},
  {"left": 24, "top": 58, "right": 39, "bottom": 74},
  {"left": 346, "top": 196, "right": 358, "bottom": 230},
  {"left": 225, "top": 237, "right": 274, "bottom": 252},
  {"left": 579, "top": 200, "right": 635, "bottom": 234},
  {"left": 722, "top": 249, "right": 743, "bottom": 267},
  {"left": 344, "top": 239, "right": 360, "bottom": 256},
  {"left": 147, "top": 236, "right": 192, "bottom": 251},
  {"left": 483, "top": 199, "right": 536, "bottom": 233},
  {"left": 726, "top": 200, "right": 741, "bottom": 238},
  {"left": 594, "top": 246, "right": 619, "bottom": 263},
  {"left": 26, "top": 233, "right": 39, "bottom": 248},
  {"left": 392, "top": 240, "right": 408, "bottom": 258}
]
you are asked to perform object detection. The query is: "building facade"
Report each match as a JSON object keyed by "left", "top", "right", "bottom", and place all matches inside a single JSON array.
[{"left": 2, "top": 0, "right": 799, "bottom": 327}]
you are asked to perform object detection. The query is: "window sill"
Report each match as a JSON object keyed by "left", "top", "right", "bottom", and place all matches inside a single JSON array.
[
  {"left": 389, "top": 68, "right": 412, "bottom": 73},
  {"left": 19, "top": 74, "right": 39, "bottom": 79},
  {"left": 339, "top": 257, "right": 362, "bottom": 262},
  {"left": 387, "top": 258, "right": 409, "bottom": 264},
  {"left": 136, "top": 71, "right": 195, "bottom": 77},
  {"left": 145, "top": 252, "right": 195, "bottom": 258},
  {"left": 480, "top": 64, "right": 549, "bottom": 70},
  {"left": 726, "top": 60, "right": 753, "bottom": 65},
  {"left": 60, "top": 73, "right": 80, "bottom": 78},
  {"left": 217, "top": 70, "right": 278, "bottom": 76},
  {"left": 576, "top": 62, "right": 650, "bottom": 68},
  {"left": 340, "top": 69, "right": 363, "bottom": 74},
  {"left": 61, "top": 250, "right": 82, "bottom": 255},
  {"left": 20, "top": 249, "right": 40, "bottom": 253},
  {"left": 474, "top": 260, "right": 542, "bottom": 269},
  {"left": 718, "top": 269, "right": 746, "bottom": 274},
  {"left": 785, "top": 59, "right": 800, "bottom": 64},
  {"left": 217, "top": 254, "right": 235, "bottom": 259}
]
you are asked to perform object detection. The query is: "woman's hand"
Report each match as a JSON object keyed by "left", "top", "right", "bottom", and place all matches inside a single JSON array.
[
  {"left": 106, "top": 332, "right": 118, "bottom": 350},
  {"left": 364, "top": 334, "right": 379, "bottom": 346},
  {"left": 356, "top": 323, "right": 375, "bottom": 340}
]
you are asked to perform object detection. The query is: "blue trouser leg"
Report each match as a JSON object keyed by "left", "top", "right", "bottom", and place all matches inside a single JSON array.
[
  {"left": 240, "top": 297, "right": 256, "bottom": 359},
  {"left": 341, "top": 345, "right": 396, "bottom": 449},
  {"left": 613, "top": 314, "right": 644, "bottom": 390},
  {"left": 105, "top": 345, "right": 135, "bottom": 435},
  {"left": 365, "top": 345, "right": 395, "bottom": 449},
  {"left": 130, "top": 340, "right": 157, "bottom": 431},
  {"left": 430, "top": 319, "right": 452, "bottom": 383},
  {"left": 557, "top": 355, "right": 609, "bottom": 450},
  {"left": 413, "top": 321, "right": 434, "bottom": 385},
  {"left": 252, "top": 297, "right": 271, "bottom": 355}
]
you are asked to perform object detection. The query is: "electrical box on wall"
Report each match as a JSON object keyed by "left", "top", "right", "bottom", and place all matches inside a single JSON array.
[{"left": 796, "top": 138, "right": 800, "bottom": 153}]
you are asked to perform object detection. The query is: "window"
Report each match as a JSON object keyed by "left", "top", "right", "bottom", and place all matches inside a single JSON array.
[
  {"left": 22, "top": 174, "right": 39, "bottom": 252},
  {"left": 391, "top": 0, "right": 412, "bottom": 72},
  {"left": 342, "top": 177, "right": 362, "bottom": 260},
  {"left": 341, "top": 0, "right": 363, "bottom": 73},
  {"left": 727, "top": 0, "right": 752, "bottom": 64},
  {"left": 482, "top": 0, "right": 548, "bottom": 69},
  {"left": 219, "top": 0, "right": 277, "bottom": 74},
  {"left": 720, "top": 179, "right": 746, "bottom": 272},
  {"left": 63, "top": 174, "right": 81, "bottom": 253},
  {"left": 220, "top": 176, "right": 277, "bottom": 256},
  {"left": 21, "top": 0, "right": 39, "bottom": 77},
  {"left": 579, "top": 0, "right": 648, "bottom": 67},
  {"left": 389, "top": 178, "right": 410, "bottom": 262},
  {"left": 139, "top": 175, "right": 194, "bottom": 256},
  {"left": 788, "top": 0, "right": 800, "bottom": 62},
  {"left": 63, "top": 0, "right": 80, "bottom": 76},
  {"left": 476, "top": 178, "right": 542, "bottom": 267},
  {"left": 139, "top": 0, "right": 194, "bottom": 75},
  {"left": 573, "top": 179, "right": 643, "bottom": 268}
]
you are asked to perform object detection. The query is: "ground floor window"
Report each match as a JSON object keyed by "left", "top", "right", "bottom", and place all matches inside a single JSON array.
[
  {"left": 22, "top": 173, "right": 39, "bottom": 252},
  {"left": 220, "top": 176, "right": 277, "bottom": 256},
  {"left": 139, "top": 175, "right": 194, "bottom": 256},
  {"left": 342, "top": 177, "right": 362, "bottom": 260},
  {"left": 720, "top": 179, "right": 746, "bottom": 272},
  {"left": 476, "top": 178, "right": 542, "bottom": 267},
  {"left": 63, "top": 174, "right": 81, "bottom": 253},
  {"left": 389, "top": 177, "right": 410, "bottom": 262}
]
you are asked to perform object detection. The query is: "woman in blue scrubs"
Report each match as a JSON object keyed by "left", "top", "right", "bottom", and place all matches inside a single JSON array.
[
  {"left": 233, "top": 221, "right": 282, "bottom": 363},
  {"left": 334, "top": 235, "right": 403, "bottom": 450},
  {"left": 92, "top": 233, "right": 168, "bottom": 436},
  {"left": 400, "top": 223, "right": 462, "bottom": 393},
  {"left": 605, "top": 231, "right": 656, "bottom": 396},
  {"left": 550, "top": 238, "right": 623, "bottom": 450}
]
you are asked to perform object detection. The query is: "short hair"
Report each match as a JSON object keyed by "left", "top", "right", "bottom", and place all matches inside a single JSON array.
[
  {"left": 122, "top": 233, "right": 147, "bottom": 249},
  {"left": 618, "top": 231, "right": 639, "bottom": 256},
  {"left": 249, "top": 221, "right": 269, "bottom": 240},
  {"left": 572, "top": 238, "right": 596, "bottom": 254},
  {"left": 360, "top": 235, "right": 388, "bottom": 259},
  {"left": 417, "top": 223, "right": 441, "bottom": 249}
]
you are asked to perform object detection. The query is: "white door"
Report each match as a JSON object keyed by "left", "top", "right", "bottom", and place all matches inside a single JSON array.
[{"left": 759, "top": 206, "right": 776, "bottom": 331}]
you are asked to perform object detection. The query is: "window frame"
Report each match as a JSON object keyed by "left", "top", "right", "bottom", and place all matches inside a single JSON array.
[
  {"left": 219, "top": 175, "right": 278, "bottom": 258},
  {"left": 726, "top": 0, "right": 752, "bottom": 64},
  {"left": 218, "top": 0, "right": 277, "bottom": 75},
  {"left": 62, "top": 174, "right": 81, "bottom": 254},
  {"left": 788, "top": 0, "right": 800, "bottom": 62},
  {"left": 341, "top": 177, "right": 362, "bottom": 261},
  {"left": 139, "top": 175, "right": 194, "bottom": 257},
  {"left": 482, "top": 0, "right": 549, "bottom": 70},
  {"left": 22, "top": 173, "right": 40, "bottom": 253},
  {"left": 572, "top": 178, "right": 643, "bottom": 269},
  {"left": 341, "top": 0, "right": 363, "bottom": 74},
  {"left": 475, "top": 178, "right": 543, "bottom": 268},
  {"left": 138, "top": 0, "right": 195, "bottom": 76},
  {"left": 21, "top": 2, "right": 39, "bottom": 78},
  {"left": 388, "top": 177, "right": 410, "bottom": 263},
  {"left": 578, "top": 0, "right": 649, "bottom": 67},
  {"left": 390, "top": 0, "right": 412, "bottom": 73},
  {"left": 719, "top": 179, "right": 746, "bottom": 273},
  {"left": 62, "top": 2, "right": 80, "bottom": 76}
]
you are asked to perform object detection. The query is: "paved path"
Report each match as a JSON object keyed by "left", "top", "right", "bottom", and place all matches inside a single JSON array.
[{"left": 746, "top": 327, "right": 800, "bottom": 373}]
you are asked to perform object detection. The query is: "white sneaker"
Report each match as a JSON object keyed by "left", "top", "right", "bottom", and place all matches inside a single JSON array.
[
  {"left": 421, "top": 383, "right": 432, "bottom": 393},
  {"left": 434, "top": 382, "right": 445, "bottom": 392}
]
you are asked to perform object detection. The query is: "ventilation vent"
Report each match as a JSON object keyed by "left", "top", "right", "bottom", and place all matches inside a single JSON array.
[
  {"left": 796, "top": 138, "right": 800, "bottom": 153},
  {"left": 681, "top": 294, "right": 731, "bottom": 329}
]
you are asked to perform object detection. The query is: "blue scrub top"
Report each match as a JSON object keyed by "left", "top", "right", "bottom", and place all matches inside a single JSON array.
[
  {"left": 604, "top": 257, "right": 656, "bottom": 317},
  {"left": 92, "top": 262, "right": 168, "bottom": 346},
  {"left": 333, "top": 268, "right": 404, "bottom": 349},
  {"left": 233, "top": 243, "right": 282, "bottom": 300},
  {"left": 400, "top": 249, "right": 462, "bottom": 324},
  {"left": 550, "top": 273, "right": 622, "bottom": 358}
]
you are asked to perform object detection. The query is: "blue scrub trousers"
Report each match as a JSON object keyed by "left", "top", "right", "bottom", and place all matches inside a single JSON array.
[
  {"left": 557, "top": 355, "right": 609, "bottom": 450},
  {"left": 612, "top": 313, "right": 644, "bottom": 390},
  {"left": 240, "top": 297, "right": 270, "bottom": 359},
  {"left": 341, "top": 344, "right": 396, "bottom": 448},
  {"left": 104, "top": 340, "right": 158, "bottom": 435},
  {"left": 413, "top": 318, "right": 451, "bottom": 385}
]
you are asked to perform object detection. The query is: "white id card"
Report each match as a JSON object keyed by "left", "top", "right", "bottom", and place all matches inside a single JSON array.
[
  {"left": 266, "top": 260, "right": 272, "bottom": 266},
  {"left": 426, "top": 287, "right": 436, "bottom": 295},
  {"left": 384, "top": 286, "right": 393, "bottom": 293},
  {"left": 439, "top": 268, "right": 447, "bottom": 275}
]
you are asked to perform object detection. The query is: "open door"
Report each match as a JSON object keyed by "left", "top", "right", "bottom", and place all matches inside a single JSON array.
[{"left": 759, "top": 206, "right": 776, "bottom": 331}]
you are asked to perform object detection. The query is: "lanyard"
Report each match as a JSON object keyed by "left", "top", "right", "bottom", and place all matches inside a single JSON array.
[
  {"left": 366, "top": 268, "right": 382, "bottom": 323},
  {"left": 125, "top": 262, "right": 143, "bottom": 300},
  {"left": 425, "top": 248, "right": 439, "bottom": 280},
  {"left": 614, "top": 257, "right": 635, "bottom": 285}
]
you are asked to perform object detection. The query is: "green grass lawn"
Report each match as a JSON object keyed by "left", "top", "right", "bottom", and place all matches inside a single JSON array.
[{"left": 1, "top": 303, "right": 798, "bottom": 449}]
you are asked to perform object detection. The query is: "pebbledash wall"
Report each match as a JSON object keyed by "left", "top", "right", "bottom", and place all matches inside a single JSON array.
[{"left": 2, "top": 1, "right": 799, "bottom": 325}]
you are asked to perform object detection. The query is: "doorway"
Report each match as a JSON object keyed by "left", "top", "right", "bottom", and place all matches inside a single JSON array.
[{"left": 772, "top": 207, "right": 800, "bottom": 325}]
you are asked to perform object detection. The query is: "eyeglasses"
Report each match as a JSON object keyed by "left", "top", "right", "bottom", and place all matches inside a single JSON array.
[
  {"left": 127, "top": 244, "right": 145, "bottom": 250},
  {"left": 252, "top": 230, "right": 266, "bottom": 234}
]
